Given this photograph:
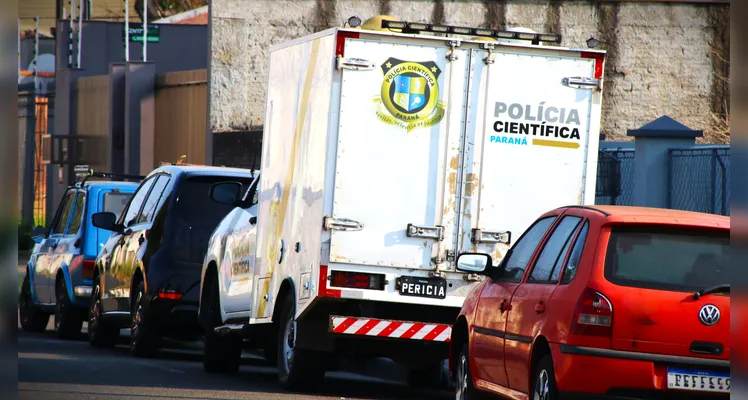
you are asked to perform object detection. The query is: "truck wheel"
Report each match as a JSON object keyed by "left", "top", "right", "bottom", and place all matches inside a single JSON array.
[
  {"left": 455, "top": 343, "right": 484, "bottom": 400},
  {"left": 202, "top": 276, "right": 241, "bottom": 374},
  {"left": 277, "top": 294, "right": 327, "bottom": 391},
  {"left": 54, "top": 278, "right": 83, "bottom": 339},
  {"left": 130, "top": 282, "right": 160, "bottom": 358},
  {"left": 19, "top": 273, "right": 49, "bottom": 333},
  {"left": 88, "top": 277, "right": 119, "bottom": 348}
]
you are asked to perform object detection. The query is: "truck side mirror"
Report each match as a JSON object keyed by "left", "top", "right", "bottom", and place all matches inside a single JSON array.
[{"left": 209, "top": 181, "right": 243, "bottom": 206}]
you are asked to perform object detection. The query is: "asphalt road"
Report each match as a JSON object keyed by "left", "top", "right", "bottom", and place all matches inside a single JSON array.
[{"left": 17, "top": 254, "right": 452, "bottom": 400}]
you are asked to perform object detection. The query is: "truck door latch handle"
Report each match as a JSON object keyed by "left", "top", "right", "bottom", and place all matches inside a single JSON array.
[
  {"left": 406, "top": 224, "right": 444, "bottom": 241},
  {"left": 323, "top": 216, "right": 364, "bottom": 231},
  {"left": 562, "top": 76, "right": 600, "bottom": 90},
  {"left": 472, "top": 229, "right": 511, "bottom": 245}
]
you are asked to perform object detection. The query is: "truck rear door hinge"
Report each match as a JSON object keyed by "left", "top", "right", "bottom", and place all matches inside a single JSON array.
[
  {"left": 336, "top": 55, "right": 375, "bottom": 71},
  {"left": 323, "top": 216, "right": 364, "bottom": 231},
  {"left": 481, "top": 42, "right": 495, "bottom": 65},
  {"left": 472, "top": 229, "right": 511, "bottom": 245},
  {"left": 446, "top": 40, "right": 461, "bottom": 62},
  {"left": 562, "top": 76, "right": 600, "bottom": 90},
  {"left": 406, "top": 223, "right": 444, "bottom": 241}
]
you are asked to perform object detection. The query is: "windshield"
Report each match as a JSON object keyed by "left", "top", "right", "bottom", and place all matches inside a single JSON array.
[
  {"left": 604, "top": 226, "right": 730, "bottom": 294},
  {"left": 104, "top": 192, "right": 133, "bottom": 219},
  {"left": 171, "top": 175, "right": 253, "bottom": 263}
]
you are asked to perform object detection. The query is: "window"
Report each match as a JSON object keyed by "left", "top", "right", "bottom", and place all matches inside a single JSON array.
[
  {"left": 104, "top": 192, "right": 133, "bottom": 219},
  {"left": 497, "top": 216, "right": 557, "bottom": 282},
  {"left": 137, "top": 175, "right": 170, "bottom": 224},
  {"left": 52, "top": 191, "right": 76, "bottom": 234},
  {"left": 67, "top": 192, "right": 87, "bottom": 235},
  {"left": 120, "top": 176, "right": 157, "bottom": 227},
  {"left": 604, "top": 226, "right": 729, "bottom": 293},
  {"left": 529, "top": 216, "right": 582, "bottom": 283},
  {"left": 171, "top": 175, "right": 254, "bottom": 263},
  {"left": 561, "top": 222, "right": 589, "bottom": 283}
]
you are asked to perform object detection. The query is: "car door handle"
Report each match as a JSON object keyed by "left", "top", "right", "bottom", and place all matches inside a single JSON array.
[
  {"left": 138, "top": 235, "right": 145, "bottom": 245},
  {"left": 499, "top": 299, "right": 512, "bottom": 312},
  {"left": 535, "top": 301, "right": 546, "bottom": 313}
]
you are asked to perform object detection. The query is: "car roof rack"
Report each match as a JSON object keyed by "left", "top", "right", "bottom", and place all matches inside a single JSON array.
[{"left": 73, "top": 165, "right": 145, "bottom": 187}]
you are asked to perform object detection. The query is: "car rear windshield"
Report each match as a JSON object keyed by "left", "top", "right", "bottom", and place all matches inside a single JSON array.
[
  {"left": 171, "top": 175, "right": 253, "bottom": 263},
  {"left": 104, "top": 192, "right": 133, "bottom": 219},
  {"left": 604, "top": 226, "right": 729, "bottom": 293}
]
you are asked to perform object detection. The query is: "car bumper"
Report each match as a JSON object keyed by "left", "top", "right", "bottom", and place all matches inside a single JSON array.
[
  {"left": 145, "top": 297, "right": 201, "bottom": 334},
  {"left": 552, "top": 344, "right": 730, "bottom": 399}
]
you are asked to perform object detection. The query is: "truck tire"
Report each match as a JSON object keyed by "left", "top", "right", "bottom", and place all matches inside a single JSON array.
[
  {"left": 88, "top": 277, "right": 119, "bottom": 348},
  {"left": 54, "top": 278, "right": 83, "bottom": 339},
  {"left": 277, "top": 294, "right": 327, "bottom": 391},
  {"left": 19, "top": 273, "right": 50, "bottom": 333},
  {"left": 130, "top": 282, "right": 160, "bottom": 358},
  {"left": 408, "top": 360, "right": 449, "bottom": 390},
  {"left": 202, "top": 276, "right": 241, "bottom": 374}
]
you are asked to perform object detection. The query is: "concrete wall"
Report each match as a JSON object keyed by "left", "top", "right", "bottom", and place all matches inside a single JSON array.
[{"left": 209, "top": 0, "right": 729, "bottom": 141}]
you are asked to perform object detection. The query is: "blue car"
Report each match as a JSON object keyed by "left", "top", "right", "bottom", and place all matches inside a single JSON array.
[{"left": 19, "top": 170, "right": 141, "bottom": 338}]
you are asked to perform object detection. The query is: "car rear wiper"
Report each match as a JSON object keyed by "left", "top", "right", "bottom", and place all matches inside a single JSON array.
[{"left": 693, "top": 284, "right": 730, "bottom": 300}]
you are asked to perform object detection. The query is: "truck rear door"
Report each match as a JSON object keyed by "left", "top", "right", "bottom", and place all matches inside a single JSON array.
[
  {"left": 458, "top": 46, "right": 604, "bottom": 262},
  {"left": 329, "top": 35, "right": 470, "bottom": 271}
]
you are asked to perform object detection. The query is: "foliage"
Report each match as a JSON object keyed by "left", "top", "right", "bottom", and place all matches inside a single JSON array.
[{"left": 134, "top": 0, "right": 207, "bottom": 21}]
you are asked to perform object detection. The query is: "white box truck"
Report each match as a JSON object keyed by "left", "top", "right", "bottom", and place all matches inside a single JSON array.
[{"left": 198, "top": 16, "right": 606, "bottom": 391}]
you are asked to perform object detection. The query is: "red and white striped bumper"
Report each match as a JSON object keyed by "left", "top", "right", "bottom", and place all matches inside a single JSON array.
[{"left": 330, "top": 315, "right": 452, "bottom": 342}]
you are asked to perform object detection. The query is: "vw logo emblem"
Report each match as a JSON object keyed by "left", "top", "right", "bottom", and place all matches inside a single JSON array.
[{"left": 698, "top": 304, "right": 721, "bottom": 326}]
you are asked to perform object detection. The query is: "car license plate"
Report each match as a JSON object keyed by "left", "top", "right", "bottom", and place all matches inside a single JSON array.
[
  {"left": 667, "top": 367, "right": 730, "bottom": 393},
  {"left": 398, "top": 276, "right": 447, "bottom": 299}
]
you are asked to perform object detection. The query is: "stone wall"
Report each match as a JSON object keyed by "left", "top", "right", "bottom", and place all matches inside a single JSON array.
[{"left": 210, "top": 0, "right": 729, "bottom": 142}]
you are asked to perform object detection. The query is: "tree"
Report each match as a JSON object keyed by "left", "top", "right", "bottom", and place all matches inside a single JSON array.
[{"left": 134, "top": 0, "right": 207, "bottom": 21}]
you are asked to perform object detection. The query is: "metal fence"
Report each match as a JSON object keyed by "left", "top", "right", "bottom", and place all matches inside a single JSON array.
[
  {"left": 595, "top": 149, "right": 636, "bottom": 206},
  {"left": 668, "top": 146, "right": 730, "bottom": 216}
]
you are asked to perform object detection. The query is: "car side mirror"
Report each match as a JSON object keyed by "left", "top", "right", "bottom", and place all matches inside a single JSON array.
[
  {"left": 455, "top": 252, "right": 493, "bottom": 275},
  {"left": 91, "top": 212, "right": 121, "bottom": 233},
  {"left": 31, "top": 225, "right": 48, "bottom": 243},
  {"left": 209, "top": 181, "right": 243, "bottom": 206}
]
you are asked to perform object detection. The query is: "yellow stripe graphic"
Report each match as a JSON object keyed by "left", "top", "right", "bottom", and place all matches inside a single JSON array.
[
  {"left": 533, "top": 139, "right": 580, "bottom": 149},
  {"left": 257, "top": 38, "right": 322, "bottom": 318}
]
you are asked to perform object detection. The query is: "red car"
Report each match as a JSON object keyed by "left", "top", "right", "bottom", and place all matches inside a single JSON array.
[{"left": 449, "top": 205, "right": 729, "bottom": 399}]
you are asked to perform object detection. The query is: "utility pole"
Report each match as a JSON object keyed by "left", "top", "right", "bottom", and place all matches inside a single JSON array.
[
  {"left": 124, "top": 0, "right": 129, "bottom": 61},
  {"left": 142, "top": 0, "right": 147, "bottom": 61},
  {"left": 33, "top": 17, "right": 39, "bottom": 93},
  {"left": 77, "top": 0, "right": 83, "bottom": 67}
]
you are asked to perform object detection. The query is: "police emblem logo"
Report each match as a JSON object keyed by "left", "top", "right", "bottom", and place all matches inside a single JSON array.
[{"left": 373, "top": 57, "right": 446, "bottom": 132}]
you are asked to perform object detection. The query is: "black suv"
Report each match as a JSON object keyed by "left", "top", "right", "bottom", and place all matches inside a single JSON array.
[{"left": 88, "top": 165, "right": 255, "bottom": 357}]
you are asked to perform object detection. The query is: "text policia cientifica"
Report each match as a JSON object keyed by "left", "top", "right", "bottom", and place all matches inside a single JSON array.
[{"left": 493, "top": 102, "right": 582, "bottom": 140}]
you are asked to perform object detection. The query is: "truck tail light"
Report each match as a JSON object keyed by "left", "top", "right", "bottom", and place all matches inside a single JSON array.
[
  {"left": 82, "top": 259, "right": 95, "bottom": 280},
  {"left": 318, "top": 265, "right": 341, "bottom": 298},
  {"left": 330, "top": 270, "right": 385, "bottom": 290},
  {"left": 571, "top": 287, "right": 613, "bottom": 337}
]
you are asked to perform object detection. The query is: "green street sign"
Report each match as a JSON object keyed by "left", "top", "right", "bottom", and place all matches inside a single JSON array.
[{"left": 125, "top": 24, "right": 160, "bottom": 43}]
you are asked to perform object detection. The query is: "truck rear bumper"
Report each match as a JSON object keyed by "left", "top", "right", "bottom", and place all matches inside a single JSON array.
[{"left": 330, "top": 315, "right": 452, "bottom": 342}]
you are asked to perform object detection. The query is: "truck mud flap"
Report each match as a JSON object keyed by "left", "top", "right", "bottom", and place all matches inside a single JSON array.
[{"left": 330, "top": 315, "right": 451, "bottom": 342}]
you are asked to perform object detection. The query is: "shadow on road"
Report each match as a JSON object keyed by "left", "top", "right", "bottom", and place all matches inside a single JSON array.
[{"left": 19, "top": 328, "right": 451, "bottom": 400}]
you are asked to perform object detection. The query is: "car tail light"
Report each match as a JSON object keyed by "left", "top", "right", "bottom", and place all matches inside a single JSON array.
[
  {"left": 157, "top": 290, "right": 183, "bottom": 300},
  {"left": 330, "top": 270, "right": 385, "bottom": 290},
  {"left": 571, "top": 287, "right": 613, "bottom": 337},
  {"left": 82, "top": 259, "right": 95, "bottom": 280}
]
